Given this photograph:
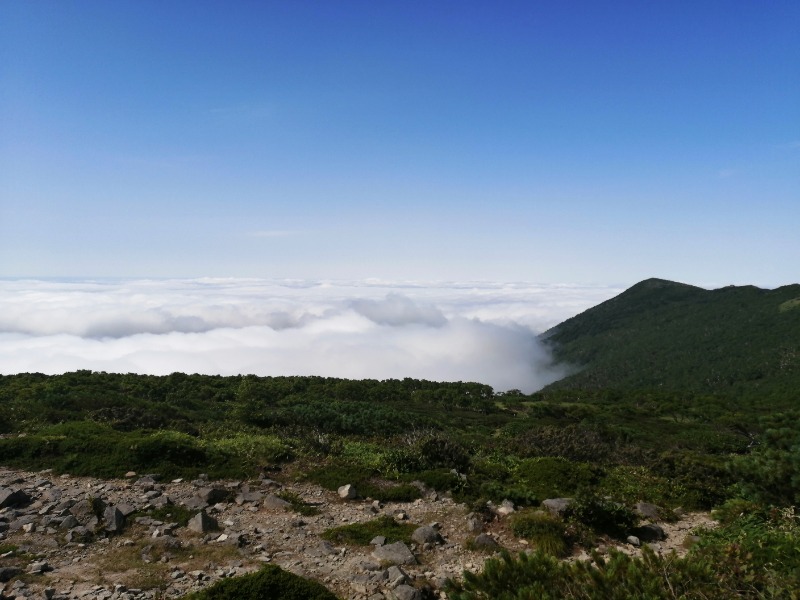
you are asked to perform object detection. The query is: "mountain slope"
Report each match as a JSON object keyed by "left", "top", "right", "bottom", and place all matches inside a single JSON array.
[{"left": 543, "top": 278, "right": 800, "bottom": 400}]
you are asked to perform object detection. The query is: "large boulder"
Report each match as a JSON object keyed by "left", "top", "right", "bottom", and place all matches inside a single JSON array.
[
  {"left": 70, "top": 498, "right": 104, "bottom": 528},
  {"left": 0, "top": 567, "right": 22, "bottom": 582},
  {"left": 0, "top": 488, "right": 31, "bottom": 509},
  {"left": 372, "top": 542, "right": 417, "bottom": 566},
  {"left": 261, "top": 494, "right": 291, "bottom": 510},
  {"left": 633, "top": 502, "right": 662, "bottom": 521},
  {"left": 634, "top": 523, "right": 667, "bottom": 542},
  {"left": 65, "top": 526, "right": 93, "bottom": 543},
  {"left": 471, "top": 533, "right": 500, "bottom": 550},
  {"left": 392, "top": 585, "right": 422, "bottom": 600},
  {"left": 411, "top": 526, "right": 442, "bottom": 545},
  {"left": 187, "top": 511, "right": 218, "bottom": 534},
  {"left": 104, "top": 506, "right": 125, "bottom": 533},
  {"left": 196, "top": 487, "right": 233, "bottom": 505}
]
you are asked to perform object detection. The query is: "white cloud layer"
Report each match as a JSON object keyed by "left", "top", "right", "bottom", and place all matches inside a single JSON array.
[{"left": 0, "top": 279, "right": 622, "bottom": 392}]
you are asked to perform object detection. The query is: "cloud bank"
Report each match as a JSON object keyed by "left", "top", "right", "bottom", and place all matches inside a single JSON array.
[{"left": 0, "top": 279, "right": 621, "bottom": 392}]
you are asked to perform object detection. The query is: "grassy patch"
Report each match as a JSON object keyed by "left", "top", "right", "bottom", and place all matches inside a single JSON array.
[
  {"left": 132, "top": 504, "right": 199, "bottom": 527},
  {"left": 183, "top": 564, "right": 337, "bottom": 600},
  {"left": 96, "top": 537, "right": 243, "bottom": 591},
  {"left": 275, "top": 490, "right": 320, "bottom": 516},
  {"left": 321, "top": 515, "right": 416, "bottom": 546},
  {"left": 509, "top": 510, "right": 569, "bottom": 557}
]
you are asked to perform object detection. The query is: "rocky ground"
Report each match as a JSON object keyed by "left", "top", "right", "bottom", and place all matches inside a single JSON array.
[{"left": 0, "top": 468, "right": 715, "bottom": 600}]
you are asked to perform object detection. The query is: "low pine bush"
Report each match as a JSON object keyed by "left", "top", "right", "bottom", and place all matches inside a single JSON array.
[
  {"left": 509, "top": 511, "right": 569, "bottom": 557},
  {"left": 183, "top": 564, "right": 337, "bottom": 600}
]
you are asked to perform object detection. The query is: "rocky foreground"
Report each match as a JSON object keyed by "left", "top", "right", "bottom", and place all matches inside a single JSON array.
[{"left": 0, "top": 468, "right": 714, "bottom": 600}]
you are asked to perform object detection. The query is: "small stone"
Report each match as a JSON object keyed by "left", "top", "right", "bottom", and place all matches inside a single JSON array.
[{"left": 338, "top": 484, "right": 358, "bottom": 500}]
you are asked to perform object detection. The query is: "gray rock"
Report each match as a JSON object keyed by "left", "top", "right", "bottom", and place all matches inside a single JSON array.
[
  {"left": 65, "top": 526, "right": 92, "bottom": 543},
  {"left": 635, "top": 523, "right": 666, "bottom": 542},
  {"left": 0, "top": 488, "right": 30, "bottom": 508},
  {"left": 151, "top": 495, "right": 173, "bottom": 508},
  {"left": 465, "top": 512, "right": 484, "bottom": 534},
  {"left": 70, "top": 498, "right": 105, "bottom": 526},
  {"left": 188, "top": 511, "right": 218, "bottom": 534},
  {"left": 626, "top": 535, "right": 641, "bottom": 547},
  {"left": 471, "top": 533, "right": 499, "bottom": 550},
  {"left": 0, "top": 567, "right": 22, "bottom": 582},
  {"left": 495, "top": 499, "right": 515, "bottom": 516},
  {"left": 41, "top": 488, "right": 62, "bottom": 503},
  {"left": 134, "top": 476, "right": 157, "bottom": 489},
  {"left": 633, "top": 502, "right": 662, "bottom": 521},
  {"left": 385, "top": 565, "right": 407, "bottom": 587},
  {"left": 338, "top": 484, "right": 358, "bottom": 500},
  {"left": 372, "top": 541, "right": 417, "bottom": 566},
  {"left": 262, "top": 494, "right": 291, "bottom": 510},
  {"left": 542, "top": 498, "right": 573, "bottom": 517},
  {"left": 235, "top": 491, "right": 263, "bottom": 505},
  {"left": 58, "top": 515, "right": 79, "bottom": 530},
  {"left": 182, "top": 495, "right": 209, "bottom": 510},
  {"left": 391, "top": 584, "right": 422, "bottom": 600},
  {"left": 411, "top": 526, "right": 442, "bottom": 545},
  {"left": 197, "top": 487, "right": 233, "bottom": 505},
  {"left": 306, "top": 540, "right": 337, "bottom": 557},
  {"left": 104, "top": 506, "right": 125, "bottom": 533},
  {"left": 27, "top": 561, "right": 52, "bottom": 574},
  {"left": 371, "top": 535, "right": 387, "bottom": 546}
]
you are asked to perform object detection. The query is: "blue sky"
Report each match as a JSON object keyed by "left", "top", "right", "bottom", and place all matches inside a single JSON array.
[{"left": 2, "top": 1, "right": 798, "bottom": 286}]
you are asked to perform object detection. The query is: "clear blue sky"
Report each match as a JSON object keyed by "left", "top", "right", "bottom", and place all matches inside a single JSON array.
[{"left": 2, "top": 1, "right": 798, "bottom": 286}]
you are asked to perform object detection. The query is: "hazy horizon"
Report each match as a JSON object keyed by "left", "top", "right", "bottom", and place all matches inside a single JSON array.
[{"left": 0, "top": 277, "right": 628, "bottom": 392}]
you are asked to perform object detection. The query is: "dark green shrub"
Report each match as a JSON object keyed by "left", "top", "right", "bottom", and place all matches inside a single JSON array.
[
  {"left": 515, "top": 457, "right": 600, "bottom": 500},
  {"left": 652, "top": 450, "right": 732, "bottom": 509},
  {"left": 183, "top": 564, "right": 337, "bottom": 600},
  {"left": 416, "top": 435, "right": 470, "bottom": 471},
  {"left": 377, "top": 448, "right": 424, "bottom": 477},
  {"left": 478, "top": 482, "right": 538, "bottom": 508},
  {"left": 730, "top": 420, "right": 800, "bottom": 507},
  {"left": 446, "top": 547, "right": 725, "bottom": 600},
  {"left": 565, "top": 494, "right": 637, "bottom": 540},
  {"left": 321, "top": 515, "right": 416, "bottom": 546},
  {"left": 691, "top": 507, "right": 800, "bottom": 596},
  {"left": 711, "top": 498, "right": 762, "bottom": 525}
]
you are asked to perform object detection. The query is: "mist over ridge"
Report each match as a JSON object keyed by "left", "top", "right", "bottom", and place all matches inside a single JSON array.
[{"left": 0, "top": 278, "right": 621, "bottom": 392}]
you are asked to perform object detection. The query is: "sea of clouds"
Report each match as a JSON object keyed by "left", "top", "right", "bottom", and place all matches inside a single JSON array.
[{"left": 0, "top": 279, "right": 622, "bottom": 392}]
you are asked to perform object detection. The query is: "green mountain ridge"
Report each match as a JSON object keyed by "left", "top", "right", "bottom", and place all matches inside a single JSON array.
[{"left": 542, "top": 277, "right": 800, "bottom": 401}]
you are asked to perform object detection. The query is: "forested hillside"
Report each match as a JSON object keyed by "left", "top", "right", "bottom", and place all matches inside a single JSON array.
[{"left": 543, "top": 278, "right": 800, "bottom": 404}]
